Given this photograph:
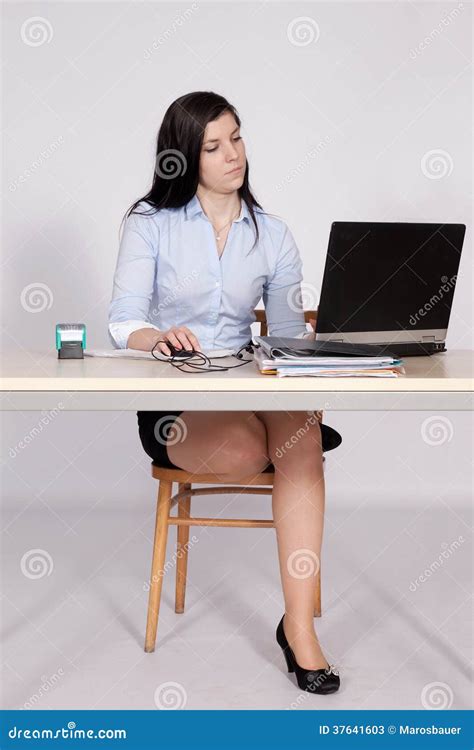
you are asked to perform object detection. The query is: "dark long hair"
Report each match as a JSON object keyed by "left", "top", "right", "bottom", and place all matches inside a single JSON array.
[{"left": 122, "top": 91, "right": 264, "bottom": 250}]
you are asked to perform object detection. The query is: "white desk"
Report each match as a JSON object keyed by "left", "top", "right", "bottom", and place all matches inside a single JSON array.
[{"left": 0, "top": 349, "right": 472, "bottom": 412}]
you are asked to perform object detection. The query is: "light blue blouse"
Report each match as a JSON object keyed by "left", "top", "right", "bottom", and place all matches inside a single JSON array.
[{"left": 108, "top": 193, "right": 312, "bottom": 351}]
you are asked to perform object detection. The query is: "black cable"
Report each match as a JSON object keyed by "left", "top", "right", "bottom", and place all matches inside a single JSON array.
[{"left": 150, "top": 339, "right": 256, "bottom": 373}]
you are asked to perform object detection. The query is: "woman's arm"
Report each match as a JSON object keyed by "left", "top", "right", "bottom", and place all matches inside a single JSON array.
[
  {"left": 127, "top": 326, "right": 163, "bottom": 351},
  {"left": 263, "top": 223, "right": 315, "bottom": 339},
  {"left": 108, "top": 319, "right": 162, "bottom": 349},
  {"left": 108, "top": 210, "right": 159, "bottom": 349}
]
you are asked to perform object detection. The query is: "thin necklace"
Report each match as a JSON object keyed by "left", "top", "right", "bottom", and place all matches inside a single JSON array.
[{"left": 212, "top": 206, "right": 241, "bottom": 240}]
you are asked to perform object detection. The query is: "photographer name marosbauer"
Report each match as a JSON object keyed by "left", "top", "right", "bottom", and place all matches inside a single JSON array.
[
  {"left": 319, "top": 724, "right": 461, "bottom": 735},
  {"left": 399, "top": 725, "right": 461, "bottom": 735}
]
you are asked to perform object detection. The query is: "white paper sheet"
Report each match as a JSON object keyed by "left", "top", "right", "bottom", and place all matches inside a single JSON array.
[{"left": 84, "top": 348, "right": 234, "bottom": 361}]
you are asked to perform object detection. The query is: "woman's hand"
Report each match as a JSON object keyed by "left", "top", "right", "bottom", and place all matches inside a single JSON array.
[{"left": 153, "top": 325, "right": 202, "bottom": 356}]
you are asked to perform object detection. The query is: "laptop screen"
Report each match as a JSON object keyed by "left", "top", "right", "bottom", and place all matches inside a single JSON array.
[{"left": 316, "top": 222, "right": 465, "bottom": 336}]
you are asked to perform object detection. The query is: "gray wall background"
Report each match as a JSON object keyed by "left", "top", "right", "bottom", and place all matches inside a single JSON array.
[{"left": 1, "top": 1, "right": 472, "bottom": 510}]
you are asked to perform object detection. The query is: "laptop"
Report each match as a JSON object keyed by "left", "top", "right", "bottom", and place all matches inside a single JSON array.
[{"left": 315, "top": 221, "right": 466, "bottom": 356}]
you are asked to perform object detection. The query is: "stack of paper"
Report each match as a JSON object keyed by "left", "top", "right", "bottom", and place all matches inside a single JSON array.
[{"left": 253, "top": 347, "right": 405, "bottom": 378}]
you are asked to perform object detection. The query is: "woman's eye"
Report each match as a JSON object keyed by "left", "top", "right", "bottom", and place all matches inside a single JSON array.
[{"left": 205, "top": 136, "right": 242, "bottom": 153}]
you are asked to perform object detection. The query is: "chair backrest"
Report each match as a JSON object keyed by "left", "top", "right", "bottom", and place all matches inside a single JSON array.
[{"left": 254, "top": 308, "right": 318, "bottom": 337}]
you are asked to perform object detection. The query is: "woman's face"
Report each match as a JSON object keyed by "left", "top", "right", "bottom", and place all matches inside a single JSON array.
[{"left": 199, "top": 111, "right": 246, "bottom": 193}]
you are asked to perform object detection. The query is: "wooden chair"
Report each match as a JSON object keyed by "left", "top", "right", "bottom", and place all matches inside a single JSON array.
[{"left": 144, "top": 309, "right": 323, "bottom": 653}]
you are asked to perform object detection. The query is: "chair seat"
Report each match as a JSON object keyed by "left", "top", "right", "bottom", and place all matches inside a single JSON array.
[{"left": 151, "top": 459, "right": 276, "bottom": 472}]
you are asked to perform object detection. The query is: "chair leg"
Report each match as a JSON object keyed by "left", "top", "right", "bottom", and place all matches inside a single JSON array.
[
  {"left": 175, "top": 483, "right": 192, "bottom": 614},
  {"left": 314, "top": 564, "right": 322, "bottom": 617},
  {"left": 144, "top": 479, "right": 172, "bottom": 653}
]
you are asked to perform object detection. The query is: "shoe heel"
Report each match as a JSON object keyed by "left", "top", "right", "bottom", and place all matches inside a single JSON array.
[{"left": 282, "top": 647, "right": 295, "bottom": 673}]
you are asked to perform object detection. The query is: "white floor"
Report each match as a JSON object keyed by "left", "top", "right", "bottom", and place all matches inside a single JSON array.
[{"left": 1, "top": 488, "right": 472, "bottom": 711}]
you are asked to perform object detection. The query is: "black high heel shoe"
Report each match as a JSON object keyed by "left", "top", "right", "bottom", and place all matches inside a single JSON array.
[{"left": 276, "top": 614, "right": 340, "bottom": 694}]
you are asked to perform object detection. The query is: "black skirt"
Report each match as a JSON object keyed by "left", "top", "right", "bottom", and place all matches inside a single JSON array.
[{"left": 136, "top": 411, "right": 342, "bottom": 469}]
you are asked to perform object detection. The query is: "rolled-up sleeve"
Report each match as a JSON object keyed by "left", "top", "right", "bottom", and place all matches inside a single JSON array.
[
  {"left": 263, "top": 224, "right": 313, "bottom": 339},
  {"left": 108, "top": 211, "right": 159, "bottom": 348},
  {"left": 108, "top": 319, "right": 161, "bottom": 349}
]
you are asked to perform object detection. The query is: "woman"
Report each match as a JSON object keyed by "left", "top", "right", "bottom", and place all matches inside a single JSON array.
[{"left": 109, "top": 91, "right": 342, "bottom": 695}]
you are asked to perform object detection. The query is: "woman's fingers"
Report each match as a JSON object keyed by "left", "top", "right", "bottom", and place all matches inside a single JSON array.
[
  {"left": 182, "top": 327, "right": 202, "bottom": 352},
  {"left": 166, "top": 329, "right": 183, "bottom": 349},
  {"left": 168, "top": 327, "right": 201, "bottom": 352},
  {"left": 156, "top": 340, "right": 171, "bottom": 356},
  {"left": 168, "top": 330, "right": 192, "bottom": 349},
  {"left": 174, "top": 330, "right": 195, "bottom": 350},
  {"left": 157, "top": 327, "right": 202, "bottom": 356}
]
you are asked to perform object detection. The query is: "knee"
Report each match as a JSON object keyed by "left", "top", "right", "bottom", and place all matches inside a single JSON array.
[
  {"left": 217, "top": 421, "right": 270, "bottom": 478},
  {"left": 269, "top": 416, "right": 323, "bottom": 467}
]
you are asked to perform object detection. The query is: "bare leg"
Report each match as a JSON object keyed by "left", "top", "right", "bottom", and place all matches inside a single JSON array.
[
  {"left": 166, "top": 411, "right": 270, "bottom": 481},
  {"left": 255, "top": 410, "right": 329, "bottom": 670}
]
